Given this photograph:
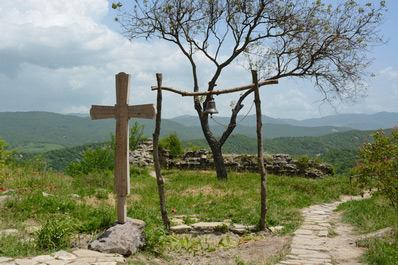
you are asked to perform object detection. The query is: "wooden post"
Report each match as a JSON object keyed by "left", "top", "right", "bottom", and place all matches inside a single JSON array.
[
  {"left": 90, "top": 72, "right": 156, "bottom": 224},
  {"left": 252, "top": 70, "right": 268, "bottom": 231},
  {"left": 152, "top": 73, "right": 170, "bottom": 230}
]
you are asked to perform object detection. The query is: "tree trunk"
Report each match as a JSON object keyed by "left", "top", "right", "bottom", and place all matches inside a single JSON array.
[
  {"left": 153, "top": 73, "right": 170, "bottom": 230},
  {"left": 252, "top": 70, "right": 268, "bottom": 231},
  {"left": 210, "top": 143, "right": 228, "bottom": 181},
  {"left": 195, "top": 100, "right": 228, "bottom": 180}
]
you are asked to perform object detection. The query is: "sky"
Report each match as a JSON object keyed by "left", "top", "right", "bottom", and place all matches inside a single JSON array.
[{"left": 0, "top": 0, "right": 397, "bottom": 120}]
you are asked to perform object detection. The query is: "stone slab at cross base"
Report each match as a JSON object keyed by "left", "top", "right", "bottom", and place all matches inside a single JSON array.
[{"left": 88, "top": 218, "right": 146, "bottom": 256}]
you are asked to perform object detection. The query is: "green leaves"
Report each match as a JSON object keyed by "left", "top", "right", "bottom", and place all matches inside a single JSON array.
[
  {"left": 111, "top": 2, "right": 122, "bottom": 9},
  {"left": 159, "top": 133, "right": 184, "bottom": 158},
  {"left": 354, "top": 128, "right": 398, "bottom": 212}
]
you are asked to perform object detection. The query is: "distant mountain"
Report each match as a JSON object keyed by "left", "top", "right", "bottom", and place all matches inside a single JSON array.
[
  {"left": 184, "top": 129, "right": 384, "bottom": 157},
  {"left": 1, "top": 111, "right": 396, "bottom": 154},
  {"left": 0, "top": 111, "right": 193, "bottom": 152},
  {"left": 171, "top": 112, "right": 398, "bottom": 130},
  {"left": 170, "top": 114, "right": 287, "bottom": 127},
  {"left": 279, "top": 112, "right": 398, "bottom": 130}
]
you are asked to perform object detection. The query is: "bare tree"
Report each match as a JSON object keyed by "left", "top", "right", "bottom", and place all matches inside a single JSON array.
[{"left": 114, "top": 0, "right": 386, "bottom": 180}]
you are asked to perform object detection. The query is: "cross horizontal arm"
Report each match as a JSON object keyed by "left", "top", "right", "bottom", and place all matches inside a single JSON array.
[
  {"left": 90, "top": 105, "right": 115, "bottom": 120},
  {"left": 128, "top": 104, "right": 157, "bottom": 119},
  {"left": 150, "top": 79, "right": 278, "bottom": 96}
]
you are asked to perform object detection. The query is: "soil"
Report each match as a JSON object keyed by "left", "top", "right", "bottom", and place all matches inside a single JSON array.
[{"left": 130, "top": 232, "right": 292, "bottom": 265}]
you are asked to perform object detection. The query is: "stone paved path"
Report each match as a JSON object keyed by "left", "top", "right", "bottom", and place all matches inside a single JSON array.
[
  {"left": 0, "top": 249, "right": 126, "bottom": 265},
  {"left": 276, "top": 194, "right": 370, "bottom": 265}
]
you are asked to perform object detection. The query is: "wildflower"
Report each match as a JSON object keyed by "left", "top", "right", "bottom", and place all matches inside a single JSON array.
[
  {"left": 72, "top": 180, "right": 75, "bottom": 183},
  {"left": 21, "top": 193, "right": 25, "bottom": 195},
  {"left": 48, "top": 186, "right": 52, "bottom": 189},
  {"left": 171, "top": 209, "right": 176, "bottom": 213},
  {"left": 16, "top": 170, "right": 19, "bottom": 173},
  {"left": 33, "top": 172, "right": 37, "bottom": 175},
  {"left": 34, "top": 184, "right": 37, "bottom": 187}
]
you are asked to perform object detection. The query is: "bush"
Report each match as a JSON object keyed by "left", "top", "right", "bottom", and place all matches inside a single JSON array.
[
  {"left": 354, "top": 128, "right": 398, "bottom": 213},
  {"left": 159, "top": 133, "right": 183, "bottom": 159},
  {"left": 296, "top": 155, "right": 310, "bottom": 170}
]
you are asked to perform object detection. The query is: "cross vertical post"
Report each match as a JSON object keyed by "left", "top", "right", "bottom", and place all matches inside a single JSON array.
[{"left": 90, "top": 72, "right": 156, "bottom": 224}]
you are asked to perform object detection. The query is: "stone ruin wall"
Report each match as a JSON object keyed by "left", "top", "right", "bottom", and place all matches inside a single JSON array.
[{"left": 129, "top": 140, "right": 334, "bottom": 178}]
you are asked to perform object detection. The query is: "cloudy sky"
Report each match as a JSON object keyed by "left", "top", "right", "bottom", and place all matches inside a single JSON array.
[{"left": 0, "top": 0, "right": 397, "bottom": 120}]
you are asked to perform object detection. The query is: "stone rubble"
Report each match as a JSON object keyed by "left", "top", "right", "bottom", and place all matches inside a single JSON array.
[
  {"left": 0, "top": 249, "right": 125, "bottom": 265},
  {"left": 129, "top": 140, "right": 334, "bottom": 178},
  {"left": 275, "top": 193, "right": 371, "bottom": 265}
]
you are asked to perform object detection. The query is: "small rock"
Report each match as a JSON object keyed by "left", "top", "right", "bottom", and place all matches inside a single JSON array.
[
  {"left": 191, "top": 222, "right": 224, "bottom": 231},
  {"left": 53, "top": 250, "right": 77, "bottom": 261},
  {"left": 0, "top": 257, "right": 13, "bottom": 263},
  {"left": 25, "top": 226, "right": 41, "bottom": 234},
  {"left": 31, "top": 255, "right": 54, "bottom": 263},
  {"left": 0, "top": 229, "right": 19, "bottom": 236},
  {"left": 14, "top": 259, "right": 37, "bottom": 265},
  {"left": 170, "top": 225, "right": 192, "bottom": 233},
  {"left": 269, "top": 226, "right": 284, "bottom": 233}
]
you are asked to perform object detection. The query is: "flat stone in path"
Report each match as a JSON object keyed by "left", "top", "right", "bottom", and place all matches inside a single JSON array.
[{"left": 0, "top": 250, "right": 125, "bottom": 265}]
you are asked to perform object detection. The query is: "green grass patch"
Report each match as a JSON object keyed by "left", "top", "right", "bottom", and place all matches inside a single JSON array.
[
  {"left": 338, "top": 194, "right": 398, "bottom": 233},
  {"left": 337, "top": 193, "right": 398, "bottom": 264},
  {"left": 0, "top": 167, "right": 358, "bottom": 257}
]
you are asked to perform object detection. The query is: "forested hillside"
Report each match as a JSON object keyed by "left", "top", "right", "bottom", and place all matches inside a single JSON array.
[
  {"left": 0, "top": 111, "right": 354, "bottom": 153},
  {"left": 184, "top": 129, "right": 383, "bottom": 156}
]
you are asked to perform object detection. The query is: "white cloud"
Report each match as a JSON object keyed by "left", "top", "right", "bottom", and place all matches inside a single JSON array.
[
  {"left": 0, "top": 0, "right": 397, "bottom": 122},
  {"left": 379, "top": 66, "right": 398, "bottom": 80}
]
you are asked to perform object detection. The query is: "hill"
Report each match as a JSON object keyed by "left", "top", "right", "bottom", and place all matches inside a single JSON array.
[
  {"left": 183, "top": 129, "right": 380, "bottom": 156},
  {"left": 279, "top": 112, "right": 398, "bottom": 130},
  {"left": 0, "top": 111, "right": 354, "bottom": 153},
  {"left": 171, "top": 112, "right": 398, "bottom": 130}
]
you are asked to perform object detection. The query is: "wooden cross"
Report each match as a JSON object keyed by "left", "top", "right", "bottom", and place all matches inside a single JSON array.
[{"left": 90, "top": 72, "right": 156, "bottom": 224}]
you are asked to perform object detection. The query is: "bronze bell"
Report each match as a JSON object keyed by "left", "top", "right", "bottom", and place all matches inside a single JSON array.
[{"left": 204, "top": 97, "right": 219, "bottom": 115}]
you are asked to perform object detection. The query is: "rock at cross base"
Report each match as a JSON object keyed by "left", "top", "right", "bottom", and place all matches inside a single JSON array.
[{"left": 88, "top": 218, "right": 146, "bottom": 256}]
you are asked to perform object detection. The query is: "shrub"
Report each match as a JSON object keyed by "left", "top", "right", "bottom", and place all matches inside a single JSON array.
[
  {"left": 297, "top": 155, "right": 310, "bottom": 170},
  {"left": 354, "top": 128, "right": 398, "bottom": 213},
  {"left": 159, "top": 133, "right": 183, "bottom": 159}
]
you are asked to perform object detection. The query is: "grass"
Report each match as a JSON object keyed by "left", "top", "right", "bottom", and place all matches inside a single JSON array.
[
  {"left": 0, "top": 165, "right": 359, "bottom": 258},
  {"left": 337, "top": 194, "right": 398, "bottom": 264}
]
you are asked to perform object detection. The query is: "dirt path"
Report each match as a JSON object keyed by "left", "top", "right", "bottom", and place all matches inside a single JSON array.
[{"left": 326, "top": 211, "right": 364, "bottom": 265}]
